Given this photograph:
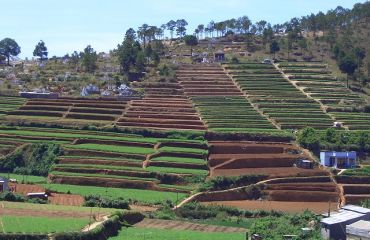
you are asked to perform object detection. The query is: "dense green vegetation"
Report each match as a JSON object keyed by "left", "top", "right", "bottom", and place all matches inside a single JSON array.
[
  {"left": 0, "top": 143, "right": 63, "bottom": 176},
  {"left": 198, "top": 175, "right": 267, "bottom": 192},
  {"left": 343, "top": 166, "right": 370, "bottom": 177},
  {"left": 84, "top": 195, "right": 130, "bottom": 209},
  {"left": 297, "top": 127, "right": 370, "bottom": 154}
]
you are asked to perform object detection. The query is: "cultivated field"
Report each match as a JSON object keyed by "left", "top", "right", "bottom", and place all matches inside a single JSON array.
[{"left": 224, "top": 63, "right": 334, "bottom": 129}]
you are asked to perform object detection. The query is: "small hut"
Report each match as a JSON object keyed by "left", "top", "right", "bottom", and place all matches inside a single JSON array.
[{"left": 214, "top": 50, "right": 225, "bottom": 62}]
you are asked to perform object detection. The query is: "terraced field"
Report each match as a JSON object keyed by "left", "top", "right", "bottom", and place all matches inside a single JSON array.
[
  {"left": 5, "top": 97, "right": 128, "bottom": 124},
  {"left": 337, "top": 167, "right": 370, "bottom": 204},
  {"left": 177, "top": 64, "right": 276, "bottom": 132},
  {"left": 224, "top": 63, "right": 334, "bottom": 130},
  {"left": 278, "top": 62, "right": 370, "bottom": 130},
  {"left": 0, "top": 126, "right": 207, "bottom": 199},
  {"left": 0, "top": 96, "right": 25, "bottom": 115},
  {"left": 201, "top": 175, "right": 339, "bottom": 214},
  {"left": 117, "top": 80, "right": 206, "bottom": 131},
  {"left": 208, "top": 141, "right": 328, "bottom": 178}
]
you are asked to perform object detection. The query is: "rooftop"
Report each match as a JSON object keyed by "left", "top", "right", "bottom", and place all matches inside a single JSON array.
[
  {"left": 321, "top": 210, "right": 364, "bottom": 225},
  {"left": 342, "top": 205, "right": 370, "bottom": 214},
  {"left": 347, "top": 220, "right": 370, "bottom": 238}
]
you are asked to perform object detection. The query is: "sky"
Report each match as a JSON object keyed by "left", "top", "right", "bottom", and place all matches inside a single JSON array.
[{"left": 0, "top": 0, "right": 366, "bottom": 58}]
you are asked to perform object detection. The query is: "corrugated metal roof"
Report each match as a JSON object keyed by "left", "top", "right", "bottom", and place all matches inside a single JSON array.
[
  {"left": 342, "top": 205, "right": 370, "bottom": 214},
  {"left": 347, "top": 220, "right": 370, "bottom": 237},
  {"left": 321, "top": 210, "right": 364, "bottom": 225}
]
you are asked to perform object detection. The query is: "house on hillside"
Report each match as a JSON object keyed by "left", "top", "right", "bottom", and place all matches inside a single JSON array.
[
  {"left": 320, "top": 151, "right": 357, "bottom": 169},
  {"left": 321, "top": 205, "right": 370, "bottom": 240},
  {"left": 214, "top": 50, "right": 225, "bottom": 62},
  {"left": 0, "top": 177, "right": 8, "bottom": 192}
]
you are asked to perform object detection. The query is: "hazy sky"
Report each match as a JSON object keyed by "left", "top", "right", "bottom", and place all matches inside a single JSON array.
[{"left": 0, "top": 0, "right": 366, "bottom": 58}]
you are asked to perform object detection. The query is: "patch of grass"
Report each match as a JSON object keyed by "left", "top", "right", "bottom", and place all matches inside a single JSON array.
[
  {"left": 65, "top": 144, "right": 155, "bottom": 155},
  {"left": 0, "top": 215, "right": 90, "bottom": 233},
  {"left": 1, "top": 201, "right": 115, "bottom": 214},
  {"left": 151, "top": 157, "right": 205, "bottom": 164},
  {"left": 158, "top": 146, "right": 207, "bottom": 155},
  {"left": 342, "top": 166, "right": 370, "bottom": 176},
  {"left": 111, "top": 227, "right": 245, "bottom": 240},
  {"left": 0, "top": 173, "right": 47, "bottom": 184},
  {"left": 43, "top": 183, "right": 188, "bottom": 204},
  {"left": 49, "top": 171, "right": 158, "bottom": 182},
  {"left": 146, "top": 166, "right": 208, "bottom": 175}
]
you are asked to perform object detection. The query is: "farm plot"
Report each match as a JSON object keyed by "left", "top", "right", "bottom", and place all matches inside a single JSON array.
[
  {"left": 201, "top": 176, "right": 339, "bottom": 214},
  {"left": 117, "top": 97, "right": 206, "bottom": 131},
  {"left": 209, "top": 141, "right": 328, "bottom": 178},
  {"left": 5, "top": 97, "right": 127, "bottom": 124},
  {"left": 278, "top": 62, "right": 368, "bottom": 130},
  {"left": 0, "top": 201, "right": 116, "bottom": 234},
  {"left": 112, "top": 219, "right": 246, "bottom": 240},
  {"left": 0, "top": 126, "right": 207, "bottom": 200},
  {"left": 279, "top": 62, "right": 365, "bottom": 107},
  {"left": 0, "top": 96, "right": 25, "bottom": 114},
  {"left": 117, "top": 79, "right": 206, "bottom": 131},
  {"left": 337, "top": 167, "right": 370, "bottom": 204},
  {"left": 50, "top": 136, "right": 208, "bottom": 193},
  {"left": 175, "top": 63, "right": 276, "bottom": 132},
  {"left": 328, "top": 112, "right": 370, "bottom": 130},
  {"left": 177, "top": 64, "right": 242, "bottom": 96},
  {"left": 202, "top": 200, "right": 337, "bottom": 214},
  {"left": 192, "top": 96, "right": 275, "bottom": 132},
  {"left": 224, "top": 63, "right": 334, "bottom": 130}
]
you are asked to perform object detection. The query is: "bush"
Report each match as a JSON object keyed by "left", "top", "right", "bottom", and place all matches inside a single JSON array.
[
  {"left": 231, "top": 56, "right": 240, "bottom": 64},
  {"left": 297, "top": 127, "right": 320, "bottom": 153},
  {"left": 0, "top": 191, "right": 25, "bottom": 202},
  {"left": 84, "top": 195, "right": 130, "bottom": 210},
  {"left": 198, "top": 174, "right": 267, "bottom": 192},
  {"left": 0, "top": 143, "right": 63, "bottom": 176}
]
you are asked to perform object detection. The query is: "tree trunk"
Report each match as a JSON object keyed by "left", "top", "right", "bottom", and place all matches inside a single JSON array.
[
  {"left": 7, "top": 56, "right": 10, "bottom": 66},
  {"left": 346, "top": 74, "right": 349, "bottom": 88}
]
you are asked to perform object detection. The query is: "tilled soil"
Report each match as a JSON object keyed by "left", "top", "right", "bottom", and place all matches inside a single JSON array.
[
  {"left": 134, "top": 218, "right": 246, "bottom": 233},
  {"left": 211, "top": 167, "right": 327, "bottom": 178},
  {"left": 202, "top": 200, "right": 338, "bottom": 214}
]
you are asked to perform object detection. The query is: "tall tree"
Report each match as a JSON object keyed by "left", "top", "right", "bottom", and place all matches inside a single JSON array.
[
  {"left": 118, "top": 28, "right": 141, "bottom": 74},
  {"left": 176, "top": 19, "right": 188, "bottom": 38},
  {"left": 184, "top": 35, "right": 198, "bottom": 56},
  {"left": 270, "top": 40, "right": 280, "bottom": 59},
  {"left": 166, "top": 20, "right": 176, "bottom": 40},
  {"left": 138, "top": 24, "right": 149, "bottom": 46},
  {"left": 33, "top": 40, "right": 48, "bottom": 60},
  {"left": 239, "top": 16, "right": 251, "bottom": 34},
  {"left": 0, "top": 38, "right": 21, "bottom": 65},
  {"left": 81, "top": 45, "right": 98, "bottom": 73},
  {"left": 339, "top": 55, "right": 358, "bottom": 87}
]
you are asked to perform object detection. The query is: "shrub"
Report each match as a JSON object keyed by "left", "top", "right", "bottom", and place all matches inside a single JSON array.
[
  {"left": 297, "top": 127, "right": 320, "bottom": 153},
  {"left": 83, "top": 195, "right": 130, "bottom": 210},
  {"left": 231, "top": 56, "right": 240, "bottom": 64},
  {"left": 198, "top": 174, "right": 267, "bottom": 192},
  {"left": 0, "top": 191, "right": 25, "bottom": 202},
  {"left": 0, "top": 143, "right": 63, "bottom": 176}
]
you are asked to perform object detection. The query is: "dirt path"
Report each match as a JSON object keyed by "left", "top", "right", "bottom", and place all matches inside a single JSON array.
[
  {"left": 134, "top": 218, "right": 246, "bottom": 233},
  {"left": 273, "top": 63, "right": 341, "bottom": 128},
  {"left": 82, "top": 215, "right": 109, "bottom": 232}
]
